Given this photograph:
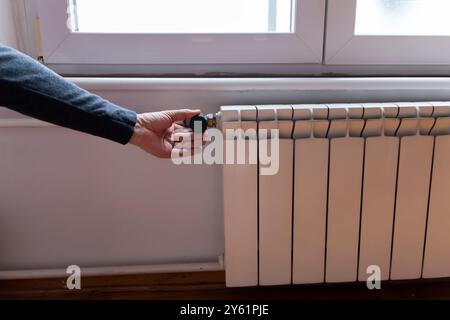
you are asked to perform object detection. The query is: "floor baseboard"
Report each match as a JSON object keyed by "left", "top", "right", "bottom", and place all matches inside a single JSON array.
[{"left": 1, "top": 271, "right": 450, "bottom": 300}]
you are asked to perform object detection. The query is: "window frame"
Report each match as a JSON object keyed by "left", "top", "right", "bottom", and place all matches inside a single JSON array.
[
  {"left": 325, "top": 0, "right": 450, "bottom": 65},
  {"left": 36, "top": 0, "right": 326, "bottom": 65}
]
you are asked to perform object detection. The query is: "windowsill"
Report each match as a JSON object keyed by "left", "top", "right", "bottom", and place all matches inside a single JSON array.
[
  {"left": 70, "top": 76, "right": 450, "bottom": 91},
  {"left": 3, "top": 77, "right": 450, "bottom": 124}
]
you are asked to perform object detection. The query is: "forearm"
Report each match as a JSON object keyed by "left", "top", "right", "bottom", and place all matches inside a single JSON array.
[{"left": 0, "top": 44, "right": 137, "bottom": 145}]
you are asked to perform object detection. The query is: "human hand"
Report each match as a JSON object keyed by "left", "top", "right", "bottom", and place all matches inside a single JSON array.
[{"left": 129, "top": 109, "right": 202, "bottom": 158}]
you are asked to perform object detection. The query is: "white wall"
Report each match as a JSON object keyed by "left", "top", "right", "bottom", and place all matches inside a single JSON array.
[
  {"left": 0, "top": 0, "right": 18, "bottom": 48},
  {"left": 2, "top": 78, "right": 450, "bottom": 271}
]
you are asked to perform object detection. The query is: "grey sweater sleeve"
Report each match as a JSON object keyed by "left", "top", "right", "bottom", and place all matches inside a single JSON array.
[{"left": 0, "top": 44, "right": 137, "bottom": 145}]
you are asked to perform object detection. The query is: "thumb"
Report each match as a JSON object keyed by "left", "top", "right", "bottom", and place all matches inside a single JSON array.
[{"left": 165, "top": 109, "right": 201, "bottom": 122}]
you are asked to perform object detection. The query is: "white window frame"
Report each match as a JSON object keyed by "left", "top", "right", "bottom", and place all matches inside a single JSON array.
[
  {"left": 36, "top": 0, "right": 325, "bottom": 65},
  {"left": 325, "top": 0, "right": 450, "bottom": 65}
]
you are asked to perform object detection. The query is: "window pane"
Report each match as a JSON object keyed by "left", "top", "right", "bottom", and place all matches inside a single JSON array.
[
  {"left": 73, "top": 0, "right": 294, "bottom": 33},
  {"left": 355, "top": 0, "right": 450, "bottom": 36}
]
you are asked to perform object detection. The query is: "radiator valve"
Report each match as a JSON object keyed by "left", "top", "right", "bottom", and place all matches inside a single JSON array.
[{"left": 186, "top": 113, "right": 217, "bottom": 132}]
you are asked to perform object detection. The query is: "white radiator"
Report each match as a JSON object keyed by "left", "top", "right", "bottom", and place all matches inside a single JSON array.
[{"left": 221, "top": 102, "right": 450, "bottom": 287}]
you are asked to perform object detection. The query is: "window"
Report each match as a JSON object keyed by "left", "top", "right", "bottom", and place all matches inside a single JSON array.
[
  {"left": 30, "top": 0, "right": 450, "bottom": 72},
  {"left": 74, "top": 0, "right": 293, "bottom": 33},
  {"left": 325, "top": 0, "right": 450, "bottom": 65},
  {"left": 37, "top": 0, "right": 325, "bottom": 65},
  {"left": 355, "top": 0, "right": 450, "bottom": 36}
]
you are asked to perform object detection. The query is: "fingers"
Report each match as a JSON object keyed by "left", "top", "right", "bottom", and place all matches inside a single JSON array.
[
  {"left": 170, "top": 127, "right": 208, "bottom": 159},
  {"left": 173, "top": 123, "right": 208, "bottom": 142},
  {"left": 171, "top": 131, "right": 193, "bottom": 144},
  {"left": 171, "top": 127, "right": 208, "bottom": 144},
  {"left": 165, "top": 109, "right": 201, "bottom": 123},
  {"left": 174, "top": 123, "right": 191, "bottom": 130}
]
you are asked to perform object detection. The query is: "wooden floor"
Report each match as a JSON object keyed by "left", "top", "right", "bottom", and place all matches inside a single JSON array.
[{"left": 1, "top": 271, "right": 450, "bottom": 300}]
